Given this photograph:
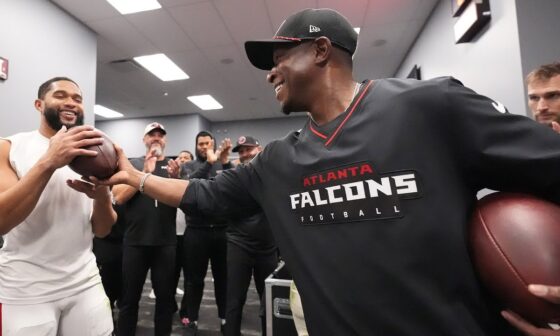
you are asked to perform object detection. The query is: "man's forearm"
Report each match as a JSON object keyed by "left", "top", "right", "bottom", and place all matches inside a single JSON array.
[
  {"left": 91, "top": 193, "right": 116, "bottom": 238},
  {"left": 0, "top": 159, "right": 55, "bottom": 235},
  {"left": 131, "top": 170, "right": 189, "bottom": 208}
]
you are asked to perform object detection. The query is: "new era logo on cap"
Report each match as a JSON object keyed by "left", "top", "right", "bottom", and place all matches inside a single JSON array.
[{"left": 309, "top": 25, "right": 321, "bottom": 33}]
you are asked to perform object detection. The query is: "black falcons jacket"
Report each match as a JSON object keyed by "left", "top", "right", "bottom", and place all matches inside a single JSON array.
[{"left": 181, "top": 77, "right": 560, "bottom": 335}]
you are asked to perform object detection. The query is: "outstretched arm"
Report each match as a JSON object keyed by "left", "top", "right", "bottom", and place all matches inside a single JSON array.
[
  {"left": 0, "top": 126, "right": 104, "bottom": 235},
  {"left": 92, "top": 146, "right": 189, "bottom": 208}
]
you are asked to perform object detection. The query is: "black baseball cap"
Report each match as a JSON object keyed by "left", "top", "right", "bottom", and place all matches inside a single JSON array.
[
  {"left": 245, "top": 8, "right": 358, "bottom": 70},
  {"left": 232, "top": 136, "right": 260, "bottom": 152}
]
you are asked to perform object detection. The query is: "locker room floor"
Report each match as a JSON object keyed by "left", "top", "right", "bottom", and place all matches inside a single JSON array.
[{"left": 131, "top": 267, "right": 262, "bottom": 335}]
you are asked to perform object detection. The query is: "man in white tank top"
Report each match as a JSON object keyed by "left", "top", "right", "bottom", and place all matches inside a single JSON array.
[{"left": 0, "top": 77, "right": 117, "bottom": 335}]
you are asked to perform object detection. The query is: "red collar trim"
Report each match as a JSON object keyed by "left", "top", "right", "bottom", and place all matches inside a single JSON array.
[
  {"left": 325, "top": 80, "right": 374, "bottom": 147},
  {"left": 309, "top": 124, "right": 328, "bottom": 139}
]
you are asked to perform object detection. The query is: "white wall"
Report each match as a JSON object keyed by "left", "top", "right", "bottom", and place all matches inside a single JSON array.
[
  {"left": 0, "top": 0, "right": 97, "bottom": 136},
  {"left": 96, "top": 114, "right": 210, "bottom": 158},
  {"left": 396, "top": 1, "right": 526, "bottom": 116}
]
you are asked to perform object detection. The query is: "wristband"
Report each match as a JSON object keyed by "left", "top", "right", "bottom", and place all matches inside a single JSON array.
[{"left": 139, "top": 173, "right": 152, "bottom": 193}]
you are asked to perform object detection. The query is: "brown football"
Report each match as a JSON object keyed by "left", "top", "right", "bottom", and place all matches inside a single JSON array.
[
  {"left": 69, "top": 132, "right": 118, "bottom": 179},
  {"left": 469, "top": 192, "right": 560, "bottom": 325}
]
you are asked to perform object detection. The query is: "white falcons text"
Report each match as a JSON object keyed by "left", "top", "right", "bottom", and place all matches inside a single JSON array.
[{"left": 290, "top": 174, "right": 417, "bottom": 209}]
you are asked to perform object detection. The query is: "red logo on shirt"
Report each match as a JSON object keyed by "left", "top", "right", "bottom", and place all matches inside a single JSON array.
[{"left": 302, "top": 163, "right": 374, "bottom": 187}]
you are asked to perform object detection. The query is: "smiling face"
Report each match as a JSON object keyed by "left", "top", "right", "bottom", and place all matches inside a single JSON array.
[
  {"left": 143, "top": 129, "right": 166, "bottom": 155},
  {"left": 528, "top": 75, "right": 560, "bottom": 125},
  {"left": 267, "top": 41, "right": 316, "bottom": 114},
  {"left": 237, "top": 145, "right": 261, "bottom": 164},
  {"left": 36, "top": 80, "right": 84, "bottom": 131}
]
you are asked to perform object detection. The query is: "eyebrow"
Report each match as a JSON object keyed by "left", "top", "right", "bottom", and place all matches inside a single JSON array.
[{"left": 52, "top": 90, "right": 83, "bottom": 98}]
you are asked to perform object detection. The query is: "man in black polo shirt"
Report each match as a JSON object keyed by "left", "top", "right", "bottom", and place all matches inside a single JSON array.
[
  {"left": 112, "top": 122, "right": 178, "bottom": 336},
  {"left": 96, "top": 8, "right": 560, "bottom": 336}
]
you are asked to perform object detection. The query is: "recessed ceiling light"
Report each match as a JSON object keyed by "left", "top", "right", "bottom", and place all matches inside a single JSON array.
[
  {"left": 187, "top": 95, "right": 223, "bottom": 110},
  {"left": 354, "top": 27, "right": 361, "bottom": 34},
  {"left": 133, "top": 53, "right": 189, "bottom": 81},
  {"left": 94, "top": 104, "right": 124, "bottom": 118},
  {"left": 106, "top": 0, "right": 161, "bottom": 15}
]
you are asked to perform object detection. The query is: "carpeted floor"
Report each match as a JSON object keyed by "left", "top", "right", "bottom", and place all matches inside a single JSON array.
[{"left": 131, "top": 267, "right": 262, "bottom": 336}]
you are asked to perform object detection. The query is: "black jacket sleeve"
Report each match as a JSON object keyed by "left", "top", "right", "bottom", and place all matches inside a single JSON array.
[
  {"left": 442, "top": 77, "right": 560, "bottom": 202},
  {"left": 179, "top": 163, "right": 261, "bottom": 218}
]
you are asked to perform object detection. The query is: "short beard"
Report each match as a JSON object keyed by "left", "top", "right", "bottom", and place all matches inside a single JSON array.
[
  {"left": 44, "top": 106, "right": 84, "bottom": 130},
  {"left": 149, "top": 143, "right": 163, "bottom": 156}
]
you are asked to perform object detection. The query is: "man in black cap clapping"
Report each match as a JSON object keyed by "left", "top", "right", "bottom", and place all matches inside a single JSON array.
[{"left": 224, "top": 136, "right": 277, "bottom": 336}]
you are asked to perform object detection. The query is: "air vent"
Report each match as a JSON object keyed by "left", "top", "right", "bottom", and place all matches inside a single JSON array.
[{"left": 108, "top": 59, "right": 143, "bottom": 73}]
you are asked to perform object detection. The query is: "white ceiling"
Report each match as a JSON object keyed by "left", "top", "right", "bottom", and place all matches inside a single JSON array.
[{"left": 51, "top": 0, "right": 438, "bottom": 122}]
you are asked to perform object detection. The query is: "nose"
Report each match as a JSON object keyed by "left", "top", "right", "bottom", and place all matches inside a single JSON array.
[
  {"left": 62, "top": 97, "right": 77, "bottom": 107},
  {"left": 267, "top": 68, "right": 277, "bottom": 84},
  {"left": 536, "top": 99, "right": 549, "bottom": 113}
]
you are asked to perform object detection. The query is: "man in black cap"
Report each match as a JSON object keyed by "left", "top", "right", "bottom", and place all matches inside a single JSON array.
[
  {"left": 225, "top": 136, "right": 277, "bottom": 336},
  {"left": 95, "top": 8, "right": 560, "bottom": 336}
]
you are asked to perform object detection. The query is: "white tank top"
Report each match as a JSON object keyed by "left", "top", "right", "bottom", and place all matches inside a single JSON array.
[{"left": 0, "top": 130, "right": 101, "bottom": 304}]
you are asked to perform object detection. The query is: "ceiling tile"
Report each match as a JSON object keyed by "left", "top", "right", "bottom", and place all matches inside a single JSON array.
[
  {"left": 214, "top": 0, "right": 272, "bottom": 44},
  {"left": 88, "top": 16, "right": 159, "bottom": 58},
  {"left": 264, "top": 0, "right": 317, "bottom": 29},
  {"left": 170, "top": 1, "right": 233, "bottom": 48},
  {"left": 126, "top": 10, "right": 198, "bottom": 52},
  {"left": 52, "top": 0, "right": 120, "bottom": 22}
]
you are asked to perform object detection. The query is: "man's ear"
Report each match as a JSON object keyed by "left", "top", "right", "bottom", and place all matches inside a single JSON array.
[
  {"left": 34, "top": 99, "right": 43, "bottom": 113},
  {"left": 313, "top": 36, "right": 332, "bottom": 66}
]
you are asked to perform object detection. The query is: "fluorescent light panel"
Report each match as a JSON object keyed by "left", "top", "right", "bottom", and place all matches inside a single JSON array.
[
  {"left": 106, "top": 0, "right": 161, "bottom": 15},
  {"left": 94, "top": 105, "right": 124, "bottom": 118},
  {"left": 134, "top": 53, "right": 189, "bottom": 81},
  {"left": 188, "top": 95, "right": 223, "bottom": 110}
]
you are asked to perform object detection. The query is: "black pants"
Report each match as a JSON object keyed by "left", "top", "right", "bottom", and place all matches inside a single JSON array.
[
  {"left": 224, "top": 242, "right": 277, "bottom": 336},
  {"left": 173, "top": 234, "right": 185, "bottom": 290},
  {"left": 93, "top": 238, "right": 123, "bottom": 309},
  {"left": 117, "top": 245, "right": 176, "bottom": 336},
  {"left": 180, "top": 226, "right": 227, "bottom": 321}
]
